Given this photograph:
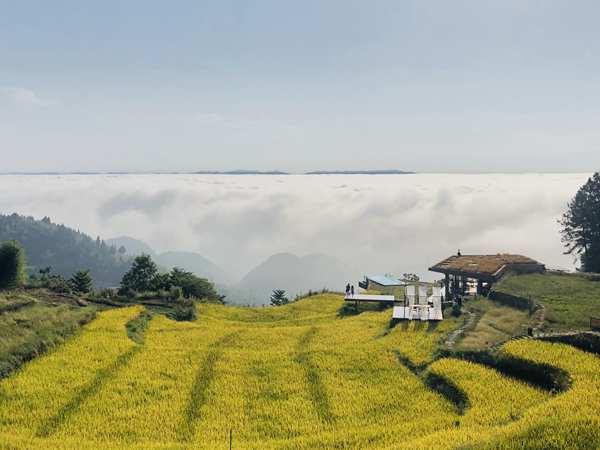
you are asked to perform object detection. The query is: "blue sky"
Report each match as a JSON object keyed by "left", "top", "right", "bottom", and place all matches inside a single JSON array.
[{"left": 1, "top": 1, "right": 599, "bottom": 172}]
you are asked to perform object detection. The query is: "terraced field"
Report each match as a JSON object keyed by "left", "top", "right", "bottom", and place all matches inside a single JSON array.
[{"left": 0, "top": 295, "right": 599, "bottom": 449}]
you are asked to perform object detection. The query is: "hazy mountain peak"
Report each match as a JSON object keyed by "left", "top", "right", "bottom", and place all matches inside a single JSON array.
[
  {"left": 232, "top": 252, "right": 356, "bottom": 305},
  {"left": 106, "top": 236, "right": 156, "bottom": 256}
]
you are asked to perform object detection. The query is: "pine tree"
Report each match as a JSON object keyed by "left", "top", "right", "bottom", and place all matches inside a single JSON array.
[
  {"left": 119, "top": 254, "right": 158, "bottom": 294},
  {"left": 270, "top": 289, "right": 289, "bottom": 306},
  {"left": 70, "top": 270, "right": 93, "bottom": 294},
  {"left": 560, "top": 172, "right": 600, "bottom": 272}
]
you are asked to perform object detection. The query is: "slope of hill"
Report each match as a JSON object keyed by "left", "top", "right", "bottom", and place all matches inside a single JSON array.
[
  {"left": 0, "top": 290, "right": 96, "bottom": 377},
  {"left": 155, "top": 252, "right": 229, "bottom": 284},
  {"left": 0, "top": 214, "right": 131, "bottom": 287},
  {"left": 235, "top": 253, "right": 354, "bottom": 304},
  {"left": 1, "top": 295, "right": 598, "bottom": 449},
  {"left": 493, "top": 271, "right": 600, "bottom": 331},
  {"left": 107, "top": 236, "right": 229, "bottom": 283},
  {"left": 105, "top": 236, "right": 156, "bottom": 257}
]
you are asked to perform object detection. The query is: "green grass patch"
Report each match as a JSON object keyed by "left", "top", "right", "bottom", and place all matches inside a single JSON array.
[
  {"left": 125, "top": 309, "right": 153, "bottom": 344},
  {"left": 457, "top": 297, "right": 532, "bottom": 350},
  {"left": 494, "top": 272, "right": 600, "bottom": 332},
  {"left": 0, "top": 293, "right": 96, "bottom": 378}
]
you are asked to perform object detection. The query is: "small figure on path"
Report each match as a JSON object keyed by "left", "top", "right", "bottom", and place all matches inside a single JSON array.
[
  {"left": 351, "top": 285, "right": 355, "bottom": 297},
  {"left": 345, "top": 283, "right": 351, "bottom": 296}
]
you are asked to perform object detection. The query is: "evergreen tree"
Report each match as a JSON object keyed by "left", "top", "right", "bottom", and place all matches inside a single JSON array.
[
  {"left": 560, "top": 172, "right": 600, "bottom": 272},
  {"left": 168, "top": 267, "right": 219, "bottom": 300},
  {"left": 0, "top": 240, "right": 27, "bottom": 289},
  {"left": 70, "top": 270, "right": 93, "bottom": 294},
  {"left": 0, "top": 213, "right": 131, "bottom": 288},
  {"left": 119, "top": 254, "right": 159, "bottom": 293},
  {"left": 270, "top": 289, "right": 289, "bottom": 306}
]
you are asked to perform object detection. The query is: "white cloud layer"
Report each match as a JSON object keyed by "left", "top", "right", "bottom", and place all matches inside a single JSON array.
[{"left": 0, "top": 173, "right": 589, "bottom": 280}]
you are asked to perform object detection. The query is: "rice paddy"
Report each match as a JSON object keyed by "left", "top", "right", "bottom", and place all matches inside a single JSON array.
[{"left": 0, "top": 294, "right": 598, "bottom": 449}]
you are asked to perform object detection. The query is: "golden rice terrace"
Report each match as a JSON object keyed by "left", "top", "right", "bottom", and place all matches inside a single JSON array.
[{"left": 0, "top": 295, "right": 599, "bottom": 449}]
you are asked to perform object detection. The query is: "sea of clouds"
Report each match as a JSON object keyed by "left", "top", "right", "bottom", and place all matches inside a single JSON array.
[{"left": 0, "top": 173, "right": 590, "bottom": 281}]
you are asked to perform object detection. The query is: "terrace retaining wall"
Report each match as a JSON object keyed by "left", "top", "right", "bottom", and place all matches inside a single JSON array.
[{"left": 489, "top": 290, "right": 537, "bottom": 313}]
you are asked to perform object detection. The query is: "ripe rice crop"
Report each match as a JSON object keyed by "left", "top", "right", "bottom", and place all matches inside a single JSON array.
[{"left": 0, "top": 295, "right": 599, "bottom": 449}]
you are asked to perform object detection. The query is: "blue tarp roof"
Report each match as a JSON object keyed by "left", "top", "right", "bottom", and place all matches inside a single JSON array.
[{"left": 366, "top": 275, "right": 403, "bottom": 286}]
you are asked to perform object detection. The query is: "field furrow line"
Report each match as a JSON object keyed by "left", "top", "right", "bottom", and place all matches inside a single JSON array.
[
  {"left": 179, "top": 331, "right": 239, "bottom": 442},
  {"left": 36, "top": 345, "right": 142, "bottom": 437},
  {"left": 294, "top": 327, "right": 335, "bottom": 424}
]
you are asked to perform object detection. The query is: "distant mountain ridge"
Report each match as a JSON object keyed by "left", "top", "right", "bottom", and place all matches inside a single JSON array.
[
  {"left": 156, "top": 252, "right": 230, "bottom": 284},
  {"left": 106, "top": 236, "right": 156, "bottom": 256},
  {"left": 305, "top": 170, "right": 415, "bottom": 175},
  {"left": 1, "top": 170, "right": 413, "bottom": 175},
  {"left": 193, "top": 170, "right": 289, "bottom": 175},
  {"left": 106, "top": 237, "right": 230, "bottom": 283},
  {"left": 233, "top": 252, "right": 355, "bottom": 305},
  {"left": 0, "top": 216, "right": 354, "bottom": 302},
  {"left": 0, "top": 213, "right": 131, "bottom": 288}
]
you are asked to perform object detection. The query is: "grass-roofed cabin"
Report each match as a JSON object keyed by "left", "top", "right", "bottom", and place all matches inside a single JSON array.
[{"left": 429, "top": 253, "right": 545, "bottom": 300}]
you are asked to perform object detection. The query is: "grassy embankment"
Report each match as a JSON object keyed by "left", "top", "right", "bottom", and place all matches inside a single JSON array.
[
  {"left": 0, "top": 290, "right": 96, "bottom": 378},
  {"left": 493, "top": 271, "right": 600, "bottom": 332},
  {"left": 456, "top": 297, "right": 532, "bottom": 350},
  {"left": 455, "top": 271, "right": 600, "bottom": 350}
]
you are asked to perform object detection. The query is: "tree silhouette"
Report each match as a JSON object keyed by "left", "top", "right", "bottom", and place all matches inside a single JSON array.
[
  {"left": 70, "top": 270, "right": 93, "bottom": 294},
  {"left": 560, "top": 172, "right": 600, "bottom": 272},
  {"left": 119, "top": 254, "right": 158, "bottom": 293},
  {"left": 0, "top": 240, "right": 27, "bottom": 289},
  {"left": 270, "top": 289, "right": 289, "bottom": 306}
]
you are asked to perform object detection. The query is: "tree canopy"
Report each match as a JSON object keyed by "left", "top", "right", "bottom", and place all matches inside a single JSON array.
[
  {"left": 168, "top": 267, "right": 218, "bottom": 300},
  {"left": 70, "top": 270, "right": 93, "bottom": 294},
  {"left": 270, "top": 289, "right": 289, "bottom": 306},
  {"left": 0, "top": 213, "right": 130, "bottom": 287},
  {"left": 119, "top": 255, "right": 220, "bottom": 301},
  {"left": 560, "top": 172, "right": 600, "bottom": 273},
  {"left": 0, "top": 240, "right": 27, "bottom": 289},
  {"left": 119, "top": 254, "right": 158, "bottom": 294}
]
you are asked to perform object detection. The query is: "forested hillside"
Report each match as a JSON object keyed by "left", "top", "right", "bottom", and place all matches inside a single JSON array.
[{"left": 0, "top": 214, "right": 130, "bottom": 287}]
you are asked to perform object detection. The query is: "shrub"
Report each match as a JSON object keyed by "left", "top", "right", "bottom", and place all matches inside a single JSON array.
[
  {"left": 171, "top": 303, "right": 197, "bottom": 321},
  {"left": 452, "top": 303, "right": 462, "bottom": 317},
  {"left": 169, "top": 286, "right": 183, "bottom": 300},
  {"left": 0, "top": 241, "right": 27, "bottom": 289}
]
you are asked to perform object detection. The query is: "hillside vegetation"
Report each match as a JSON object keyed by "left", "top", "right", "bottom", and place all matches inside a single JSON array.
[
  {"left": 456, "top": 297, "right": 533, "bottom": 350},
  {"left": 0, "top": 294, "right": 598, "bottom": 449},
  {"left": 494, "top": 272, "right": 600, "bottom": 331},
  {"left": 106, "top": 236, "right": 230, "bottom": 284},
  {"left": 0, "top": 291, "right": 96, "bottom": 377},
  {"left": 235, "top": 253, "right": 354, "bottom": 304},
  {"left": 0, "top": 214, "right": 130, "bottom": 287}
]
